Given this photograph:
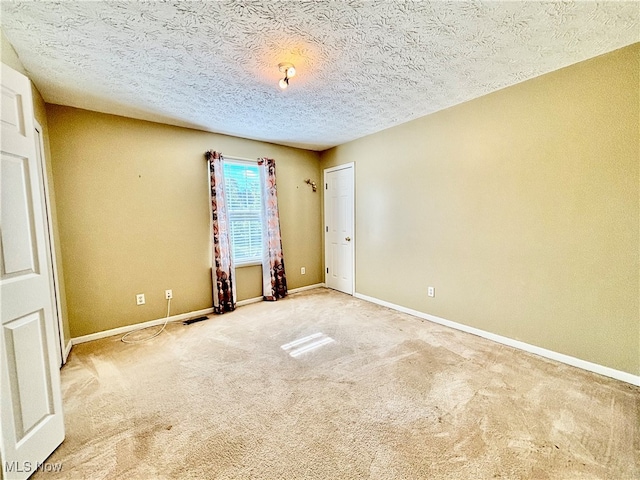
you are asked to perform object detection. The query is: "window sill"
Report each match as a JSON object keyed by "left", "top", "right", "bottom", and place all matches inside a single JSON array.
[{"left": 235, "top": 260, "right": 262, "bottom": 268}]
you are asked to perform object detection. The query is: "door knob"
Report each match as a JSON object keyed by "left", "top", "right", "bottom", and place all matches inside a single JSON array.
[{"left": 345, "top": 237, "right": 351, "bottom": 241}]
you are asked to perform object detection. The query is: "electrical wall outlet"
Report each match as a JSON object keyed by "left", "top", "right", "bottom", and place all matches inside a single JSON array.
[
  {"left": 165, "top": 289, "right": 173, "bottom": 300},
  {"left": 136, "top": 293, "right": 145, "bottom": 305},
  {"left": 427, "top": 287, "right": 435, "bottom": 298},
  {"left": 300, "top": 267, "right": 306, "bottom": 275}
]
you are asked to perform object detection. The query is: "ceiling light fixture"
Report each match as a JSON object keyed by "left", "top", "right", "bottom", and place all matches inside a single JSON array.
[{"left": 278, "top": 62, "right": 296, "bottom": 89}]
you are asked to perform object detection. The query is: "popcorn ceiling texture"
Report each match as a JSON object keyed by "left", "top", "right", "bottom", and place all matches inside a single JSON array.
[{"left": 2, "top": 1, "right": 638, "bottom": 150}]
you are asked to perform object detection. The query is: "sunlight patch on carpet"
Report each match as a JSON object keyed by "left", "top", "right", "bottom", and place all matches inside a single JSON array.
[{"left": 281, "top": 332, "right": 335, "bottom": 358}]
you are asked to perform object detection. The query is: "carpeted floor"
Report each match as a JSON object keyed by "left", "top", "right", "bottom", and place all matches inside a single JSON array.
[{"left": 38, "top": 288, "right": 638, "bottom": 479}]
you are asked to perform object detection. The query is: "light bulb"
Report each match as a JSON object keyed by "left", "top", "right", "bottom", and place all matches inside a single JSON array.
[
  {"left": 286, "top": 66, "right": 296, "bottom": 78},
  {"left": 279, "top": 78, "right": 288, "bottom": 89}
]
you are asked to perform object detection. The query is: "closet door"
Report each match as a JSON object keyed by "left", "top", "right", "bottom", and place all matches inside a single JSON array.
[{"left": 1, "top": 63, "right": 65, "bottom": 480}]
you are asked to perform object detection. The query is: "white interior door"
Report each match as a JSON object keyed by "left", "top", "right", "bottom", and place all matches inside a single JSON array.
[
  {"left": 1, "top": 63, "right": 65, "bottom": 479},
  {"left": 324, "top": 163, "right": 354, "bottom": 294}
]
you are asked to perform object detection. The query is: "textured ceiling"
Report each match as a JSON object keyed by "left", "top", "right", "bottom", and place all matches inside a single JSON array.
[{"left": 1, "top": 1, "right": 638, "bottom": 151}]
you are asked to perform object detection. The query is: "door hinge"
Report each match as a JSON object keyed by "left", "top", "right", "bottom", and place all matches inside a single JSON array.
[
  {"left": 325, "top": 226, "right": 328, "bottom": 232},
  {"left": 326, "top": 267, "right": 329, "bottom": 273},
  {"left": 325, "top": 183, "right": 328, "bottom": 190}
]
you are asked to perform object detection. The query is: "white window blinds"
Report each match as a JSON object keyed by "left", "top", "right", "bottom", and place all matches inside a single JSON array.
[{"left": 223, "top": 161, "right": 263, "bottom": 264}]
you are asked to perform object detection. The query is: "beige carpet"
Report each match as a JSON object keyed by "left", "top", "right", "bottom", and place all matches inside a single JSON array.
[{"left": 37, "top": 288, "right": 638, "bottom": 479}]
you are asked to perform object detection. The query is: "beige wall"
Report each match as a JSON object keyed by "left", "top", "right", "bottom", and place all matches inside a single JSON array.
[
  {"left": 321, "top": 44, "right": 640, "bottom": 375},
  {"left": 46, "top": 105, "right": 322, "bottom": 338},
  {"left": 2, "top": 30, "right": 72, "bottom": 346}
]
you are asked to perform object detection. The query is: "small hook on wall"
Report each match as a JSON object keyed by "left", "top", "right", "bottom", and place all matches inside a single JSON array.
[{"left": 304, "top": 178, "right": 317, "bottom": 192}]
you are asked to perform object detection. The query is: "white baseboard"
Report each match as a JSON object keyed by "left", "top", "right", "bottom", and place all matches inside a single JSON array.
[
  {"left": 354, "top": 292, "right": 640, "bottom": 387},
  {"left": 237, "top": 296, "right": 263, "bottom": 307},
  {"left": 289, "top": 283, "right": 325, "bottom": 294},
  {"left": 71, "top": 307, "right": 215, "bottom": 345},
  {"left": 236, "top": 283, "right": 325, "bottom": 306}
]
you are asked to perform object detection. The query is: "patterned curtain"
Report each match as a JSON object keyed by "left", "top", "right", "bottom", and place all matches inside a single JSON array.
[
  {"left": 258, "top": 158, "right": 288, "bottom": 301},
  {"left": 205, "top": 150, "right": 236, "bottom": 313}
]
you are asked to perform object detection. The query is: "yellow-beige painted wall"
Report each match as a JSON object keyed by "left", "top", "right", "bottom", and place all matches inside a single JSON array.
[
  {"left": 2, "top": 30, "right": 72, "bottom": 346},
  {"left": 46, "top": 105, "right": 322, "bottom": 338},
  {"left": 321, "top": 44, "right": 640, "bottom": 375}
]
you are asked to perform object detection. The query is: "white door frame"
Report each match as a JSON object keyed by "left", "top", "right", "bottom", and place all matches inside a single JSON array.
[
  {"left": 34, "top": 121, "right": 67, "bottom": 365},
  {"left": 323, "top": 162, "right": 355, "bottom": 295}
]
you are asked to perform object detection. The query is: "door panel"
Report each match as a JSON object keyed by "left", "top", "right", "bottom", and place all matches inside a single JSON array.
[
  {"left": 1, "top": 153, "right": 39, "bottom": 277},
  {"left": 1, "top": 84, "right": 26, "bottom": 136},
  {"left": 324, "top": 165, "right": 354, "bottom": 294},
  {"left": 4, "top": 310, "right": 54, "bottom": 440},
  {"left": 1, "top": 63, "right": 65, "bottom": 480}
]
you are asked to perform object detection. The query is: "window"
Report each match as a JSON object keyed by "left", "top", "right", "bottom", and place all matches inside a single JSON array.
[{"left": 223, "top": 161, "right": 262, "bottom": 265}]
